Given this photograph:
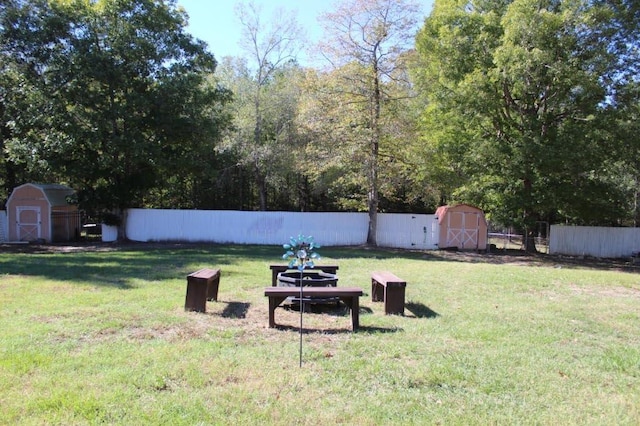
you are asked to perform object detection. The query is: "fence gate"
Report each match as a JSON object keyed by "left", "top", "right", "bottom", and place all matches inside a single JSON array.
[
  {"left": 410, "top": 215, "right": 438, "bottom": 249},
  {"left": 16, "top": 206, "right": 41, "bottom": 241},
  {"left": 0, "top": 210, "right": 7, "bottom": 242},
  {"left": 51, "top": 211, "right": 82, "bottom": 242}
]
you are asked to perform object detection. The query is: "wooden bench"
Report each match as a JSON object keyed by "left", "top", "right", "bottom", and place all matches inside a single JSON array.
[
  {"left": 371, "top": 271, "right": 406, "bottom": 315},
  {"left": 184, "top": 268, "right": 221, "bottom": 312},
  {"left": 264, "top": 286, "right": 363, "bottom": 331},
  {"left": 269, "top": 264, "right": 339, "bottom": 286}
]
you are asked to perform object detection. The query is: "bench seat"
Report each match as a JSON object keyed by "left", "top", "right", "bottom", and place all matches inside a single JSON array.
[{"left": 264, "top": 286, "right": 363, "bottom": 331}]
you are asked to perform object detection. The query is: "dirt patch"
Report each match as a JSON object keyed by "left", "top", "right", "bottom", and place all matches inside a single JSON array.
[
  {"left": 568, "top": 284, "right": 640, "bottom": 299},
  {"left": 422, "top": 248, "right": 640, "bottom": 273},
  {"left": 0, "top": 240, "right": 177, "bottom": 254}
]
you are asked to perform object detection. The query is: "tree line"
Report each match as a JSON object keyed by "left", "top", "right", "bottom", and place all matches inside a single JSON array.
[{"left": 1, "top": 0, "right": 639, "bottom": 249}]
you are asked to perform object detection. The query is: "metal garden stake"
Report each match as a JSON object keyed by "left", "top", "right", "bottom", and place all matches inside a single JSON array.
[{"left": 282, "top": 235, "right": 320, "bottom": 367}]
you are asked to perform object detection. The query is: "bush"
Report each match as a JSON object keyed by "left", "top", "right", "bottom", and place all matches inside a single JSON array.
[{"left": 101, "top": 212, "right": 121, "bottom": 226}]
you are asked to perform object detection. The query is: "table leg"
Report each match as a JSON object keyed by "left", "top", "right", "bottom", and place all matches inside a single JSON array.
[
  {"left": 341, "top": 296, "right": 359, "bottom": 331},
  {"left": 352, "top": 296, "right": 360, "bottom": 330},
  {"left": 268, "top": 296, "right": 287, "bottom": 327}
]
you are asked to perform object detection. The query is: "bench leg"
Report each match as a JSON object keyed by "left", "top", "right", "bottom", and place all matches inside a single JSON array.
[
  {"left": 185, "top": 280, "right": 207, "bottom": 312},
  {"left": 384, "top": 286, "right": 405, "bottom": 315},
  {"left": 371, "top": 280, "right": 384, "bottom": 302},
  {"left": 206, "top": 275, "right": 220, "bottom": 301}
]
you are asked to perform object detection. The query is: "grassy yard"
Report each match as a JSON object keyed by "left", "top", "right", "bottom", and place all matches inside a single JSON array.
[{"left": 1, "top": 243, "right": 639, "bottom": 425}]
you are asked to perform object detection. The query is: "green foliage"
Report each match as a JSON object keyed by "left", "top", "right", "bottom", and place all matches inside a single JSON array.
[
  {"left": 100, "top": 212, "right": 122, "bottom": 226},
  {"left": 214, "top": 3, "right": 305, "bottom": 211},
  {"left": 217, "top": 57, "right": 306, "bottom": 211},
  {"left": 413, "top": 0, "right": 640, "bottom": 233},
  {"left": 316, "top": 0, "right": 422, "bottom": 243},
  {"left": 0, "top": 0, "right": 232, "bottom": 212},
  {"left": 2, "top": 0, "right": 639, "bottom": 228}
]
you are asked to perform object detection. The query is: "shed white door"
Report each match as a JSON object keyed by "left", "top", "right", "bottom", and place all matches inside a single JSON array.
[
  {"left": 446, "top": 211, "right": 480, "bottom": 249},
  {"left": 16, "top": 206, "right": 41, "bottom": 241}
]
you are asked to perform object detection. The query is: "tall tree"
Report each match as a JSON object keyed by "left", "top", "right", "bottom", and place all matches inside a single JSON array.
[
  {"left": 318, "top": 0, "right": 421, "bottom": 245},
  {"left": 0, "top": 51, "right": 29, "bottom": 204},
  {"left": 0, "top": 0, "right": 231, "bottom": 217},
  {"left": 217, "top": 56, "right": 305, "bottom": 211},
  {"left": 296, "top": 62, "right": 435, "bottom": 214},
  {"left": 229, "top": 0, "right": 303, "bottom": 211},
  {"left": 0, "top": 0, "right": 68, "bottom": 203},
  {"left": 413, "top": 0, "right": 640, "bottom": 251},
  {"left": 295, "top": 65, "right": 373, "bottom": 212}
]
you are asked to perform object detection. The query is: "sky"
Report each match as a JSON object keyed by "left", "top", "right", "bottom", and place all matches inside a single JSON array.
[{"left": 177, "top": 0, "right": 434, "bottom": 67}]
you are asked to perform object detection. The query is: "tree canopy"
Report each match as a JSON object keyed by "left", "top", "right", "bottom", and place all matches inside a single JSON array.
[
  {"left": 0, "top": 0, "right": 231, "bottom": 214},
  {"left": 413, "top": 0, "right": 640, "bottom": 250},
  {"left": 1, "top": 0, "right": 639, "bottom": 246}
]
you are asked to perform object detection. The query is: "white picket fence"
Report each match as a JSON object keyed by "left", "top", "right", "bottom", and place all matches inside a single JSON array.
[
  {"left": 5, "top": 206, "right": 637, "bottom": 257},
  {"left": 549, "top": 225, "right": 640, "bottom": 258},
  {"left": 125, "top": 208, "right": 439, "bottom": 250}
]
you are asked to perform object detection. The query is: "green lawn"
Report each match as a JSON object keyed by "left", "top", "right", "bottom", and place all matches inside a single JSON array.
[{"left": 1, "top": 243, "right": 639, "bottom": 425}]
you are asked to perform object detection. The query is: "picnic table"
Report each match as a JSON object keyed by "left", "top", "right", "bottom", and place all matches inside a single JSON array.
[{"left": 264, "top": 286, "right": 363, "bottom": 330}]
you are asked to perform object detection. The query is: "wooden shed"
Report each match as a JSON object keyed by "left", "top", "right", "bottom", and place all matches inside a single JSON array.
[
  {"left": 6, "top": 183, "right": 80, "bottom": 243},
  {"left": 435, "top": 204, "right": 488, "bottom": 251}
]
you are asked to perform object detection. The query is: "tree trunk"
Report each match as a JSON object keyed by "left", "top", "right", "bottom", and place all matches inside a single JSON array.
[
  {"left": 367, "top": 138, "right": 379, "bottom": 245},
  {"left": 119, "top": 208, "right": 127, "bottom": 241},
  {"left": 634, "top": 184, "right": 639, "bottom": 227},
  {"left": 367, "top": 186, "right": 378, "bottom": 245},
  {"left": 254, "top": 88, "right": 268, "bottom": 211},
  {"left": 366, "top": 59, "right": 382, "bottom": 246},
  {"left": 523, "top": 226, "right": 537, "bottom": 253},
  {"left": 522, "top": 177, "right": 538, "bottom": 253},
  {"left": 255, "top": 163, "right": 267, "bottom": 211}
]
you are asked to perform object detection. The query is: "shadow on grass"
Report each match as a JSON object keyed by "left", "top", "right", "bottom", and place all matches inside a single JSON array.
[
  {"left": 272, "top": 323, "right": 401, "bottom": 334},
  {"left": 357, "top": 325, "right": 404, "bottom": 334},
  {"left": 271, "top": 324, "right": 350, "bottom": 334},
  {"left": 272, "top": 303, "right": 395, "bottom": 334},
  {"left": 282, "top": 303, "right": 373, "bottom": 316},
  {"left": 419, "top": 248, "right": 640, "bottom": 273},
  {"left": 220, "top": 302, "right": 251, "bottom": 319},
  {"left": 406, "top": 302, "right": 439, "bottom": 318},
  {"left": 3, "top": 242, "right": 635, "bottom": 289},
  {"left": 321, "top": 246, "right": 426, "bottom": 261},
  {"left": 0, "top": 243, "right": 282, "bottom": 287}
]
